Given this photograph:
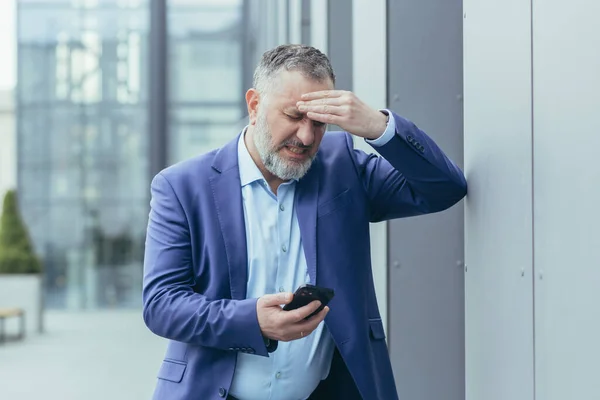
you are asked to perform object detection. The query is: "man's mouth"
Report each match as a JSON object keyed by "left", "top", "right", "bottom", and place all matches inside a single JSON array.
[
  {"left": 282, "top": 145, "right": 311, "bottom": 160},
  {"left": 285, "top": 145, "right": 307, "bottom": 154}
]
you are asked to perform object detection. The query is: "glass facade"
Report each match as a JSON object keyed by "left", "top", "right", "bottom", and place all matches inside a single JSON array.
[
  {"left": 168, "top": 0, "right": 245, "bottom": 162},
  {"left": 16, "top": 0, "right": 303, "bottom": 310},
  {"left": 17, "top": 0, "right": 150, "bottom": 309}
]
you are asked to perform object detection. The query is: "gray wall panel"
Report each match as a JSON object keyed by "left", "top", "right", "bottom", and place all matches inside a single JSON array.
[
  {"left": 533, "top": 1, "right": 600, "bottom": 398},
  {"left": 463, "top": 0, "right": 535, "bottom": 399},
  {"left": 301, "top": 0, "right": 311, "bottom": 45},
  {"left": 328, "top": 0, "right": 352, "bottom": 92},
  {"left": 149, "top": 0, "right": 168, "bottom": 178},
  {"left": 387, "top": 0, "right": 465, "bottom": 399},
  {"left": 327, "top": 0, "right": 352, "bottom": 133}
]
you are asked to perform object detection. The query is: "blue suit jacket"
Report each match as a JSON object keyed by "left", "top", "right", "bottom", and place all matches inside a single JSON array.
[{"left": 142, "top": 112, "right": 467, "bottom": 400}]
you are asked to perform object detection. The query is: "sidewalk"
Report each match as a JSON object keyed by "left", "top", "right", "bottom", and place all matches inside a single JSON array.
[{"left": 0, "top": 310, "right": 167, "bottom": 400}]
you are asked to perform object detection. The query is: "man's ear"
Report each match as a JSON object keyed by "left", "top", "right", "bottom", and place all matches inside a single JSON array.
[{"left": 246, "top": 88, "right": 260, "bottom": 125}]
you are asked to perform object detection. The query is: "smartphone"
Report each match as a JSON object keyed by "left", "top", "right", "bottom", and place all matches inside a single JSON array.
[{"left": 282, "top": 284, "right": 335, "bottom": 319}]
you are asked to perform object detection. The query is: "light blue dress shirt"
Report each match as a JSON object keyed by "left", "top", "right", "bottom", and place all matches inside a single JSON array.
[{"left": 229, "top": 112, "right": 396, "bottom": 400}]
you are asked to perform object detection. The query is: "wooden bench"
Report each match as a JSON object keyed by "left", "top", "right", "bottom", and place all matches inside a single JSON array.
[{"left": 0, "top": 308, "right": 25, "bottom": 344}]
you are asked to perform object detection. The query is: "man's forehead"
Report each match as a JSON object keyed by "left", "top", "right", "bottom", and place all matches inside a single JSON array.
[
  {"left": 269, "top": 93, "right": 302, "bottom": 112},
  {"left": 270, "top": 71, "right": 333, "bottom": 96}
]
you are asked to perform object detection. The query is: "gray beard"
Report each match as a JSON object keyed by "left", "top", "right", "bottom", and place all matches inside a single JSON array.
[{"left": 252, "top": 113, "right": 316, "bottom": 181}]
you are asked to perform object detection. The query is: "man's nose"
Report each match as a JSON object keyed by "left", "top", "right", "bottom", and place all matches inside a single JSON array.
[{"left": 296, "top": 121, "right": 315, "bottom": 147}]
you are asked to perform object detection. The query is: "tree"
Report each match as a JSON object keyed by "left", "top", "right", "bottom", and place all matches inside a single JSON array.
[{"left": 0, "top": 190, "right": 42, "bottom": 274}]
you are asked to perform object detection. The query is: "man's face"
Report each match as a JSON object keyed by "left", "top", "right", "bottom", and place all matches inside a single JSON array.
[{"left": 251, "top": 70, "right": 334, "bottom": 181}]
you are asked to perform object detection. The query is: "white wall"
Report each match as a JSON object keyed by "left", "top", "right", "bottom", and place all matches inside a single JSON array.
[
  {"left": 0, "top": 89, "right": 16, "bottom": 205},
  {"left": 465, "top": 0, "right": 600, "bottom": 399},
  {"left": 463, "top": 1, "right": 535, "bottom": 399},
  {"left": 288, "top": 0, "right": 302, "bottom": 44},
  {"left": 309, "top": 0, "right": 327, "bottom": 54},
  {"left": 533, "top": 0, "right": 600, "bottom": 398},
  {"left": 352, "top": 0, "right": 388, "bottom": 334}
]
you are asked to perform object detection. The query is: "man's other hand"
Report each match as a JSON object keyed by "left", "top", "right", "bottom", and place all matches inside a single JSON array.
[
  {"left": 296, "top": 90, "right": 388, "bottom": 140},
  {"left": 257, "top": 292, "right": 329, "bottom": 342}
]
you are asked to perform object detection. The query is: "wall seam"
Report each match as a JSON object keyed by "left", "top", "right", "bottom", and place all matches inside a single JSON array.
[
  {"left": 530, "top": 0, "right": 537, "bottom": 398},
  {"left": 385, "top": 0, "right": 393, "bottom": 352}
]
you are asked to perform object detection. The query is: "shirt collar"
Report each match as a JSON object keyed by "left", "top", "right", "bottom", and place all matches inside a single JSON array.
[{"left": 237, "top": 126, "right": 267, "bottom": 187}]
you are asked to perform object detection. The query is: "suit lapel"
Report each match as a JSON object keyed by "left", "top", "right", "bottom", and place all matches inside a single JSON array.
[
  {"left": 209, "top": 134, "right": 248, "bottom": 300},
  {"left": 295, "top": 159, "right": 320, "bottom": 285}
]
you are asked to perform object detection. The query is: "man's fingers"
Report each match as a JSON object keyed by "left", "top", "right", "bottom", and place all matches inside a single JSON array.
[
  {"left": 289, "top": 306, "right": 330, "bottom": 339},
  {"left": 306, "top": 112, "right": 341, "bottom": 125},
  {"left": 297, "top": 97, "right": 346, "bottom": 108},
  {"left": 259, "top": 292, "right": 293, "bottom": 308},
  {"left": 301, "top": 306, "right": 329, "bottom": 326},
  {"left": 297, "top": 104, "right": 346, "bottom": 116},
  {"left": 300, "top": 90, "right": 344, "bottom": 101}
]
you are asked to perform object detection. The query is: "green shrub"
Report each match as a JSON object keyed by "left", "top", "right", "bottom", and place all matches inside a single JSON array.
[{"left": 0, "top": 190, "right": 42, "bottom": 274}]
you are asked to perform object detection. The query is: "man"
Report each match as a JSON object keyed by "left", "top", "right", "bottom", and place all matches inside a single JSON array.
[{"left": 143, "top": 44, "right": 467, "bottom": 400}]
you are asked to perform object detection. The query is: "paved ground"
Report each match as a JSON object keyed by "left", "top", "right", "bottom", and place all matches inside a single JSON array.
[{"left": 0, "top": 310, "right": 168, "bottom": 400}]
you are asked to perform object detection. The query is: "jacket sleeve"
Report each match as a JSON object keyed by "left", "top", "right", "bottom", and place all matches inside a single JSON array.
[
  {"left": 349, "top": 111, "right": 468, "bottom": 222},
  {"left": 142, "top": 172, "right": 269, "bottom": 357}
]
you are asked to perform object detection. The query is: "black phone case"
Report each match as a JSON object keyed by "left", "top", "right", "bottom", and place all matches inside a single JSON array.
[{"left": 282, "top": 284, "right": 335, "bottom": 319}]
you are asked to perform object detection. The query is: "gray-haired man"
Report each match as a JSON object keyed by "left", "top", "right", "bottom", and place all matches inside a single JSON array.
[{"left": 143, "top": 44, "right": 467, "bottom": 400}]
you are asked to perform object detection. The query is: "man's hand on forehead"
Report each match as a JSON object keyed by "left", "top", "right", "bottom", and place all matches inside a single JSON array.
[{"left": 296, "top": 90, "right": 388, "bottom": 140}]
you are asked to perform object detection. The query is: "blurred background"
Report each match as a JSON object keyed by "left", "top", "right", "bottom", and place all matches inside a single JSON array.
[
  {"left": 1, "top": 0, "right": 308, "bottom": 398},
  {"left": 1, "top": 0, "right": 600, "bottom": 400},
  {"left": 2, "top": 0, "right": 262, "bottom": 313}
]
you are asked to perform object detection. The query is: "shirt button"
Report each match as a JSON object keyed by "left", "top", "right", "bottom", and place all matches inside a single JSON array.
[
  {"left": 275, "top": 372, "right": 282, "bottom": 379},
  {"left": 282, "top": 245, "right": 287, "bottom": 253},
  {"left": 279, "top": 286, "right": 285, "bottom": 292},
  {"left": 279, "top": 204, "right": 285, "bottom": 211}
]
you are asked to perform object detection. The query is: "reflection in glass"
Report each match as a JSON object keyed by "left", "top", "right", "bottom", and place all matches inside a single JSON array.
[
  {"left": 17, "top": 0, "right": 149, "bottom": 309},
  {"left": 168, "top": 0, "right": 245, "bottom": 163},
  {"left": 16, "top": 0, "right": 291, "bottom": 310}
]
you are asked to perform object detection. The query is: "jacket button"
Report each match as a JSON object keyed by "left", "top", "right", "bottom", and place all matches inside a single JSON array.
[{"left": 218, "top": 387, "right": 226, "bottom": 397}]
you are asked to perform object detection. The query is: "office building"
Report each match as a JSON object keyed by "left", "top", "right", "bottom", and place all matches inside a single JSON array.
[{"left": 18, "top": 0, "right": 150, "bottom": 308}]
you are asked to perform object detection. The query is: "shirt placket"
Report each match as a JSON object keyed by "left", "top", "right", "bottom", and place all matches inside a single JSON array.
[
  {"left": 271, "top": 183, "right": 294, "bottom": 396},
  {"left": 275, "top": 184, "right": 293, "bottom": 293}
]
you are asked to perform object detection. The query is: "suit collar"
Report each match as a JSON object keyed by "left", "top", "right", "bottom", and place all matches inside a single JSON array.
[{"left": 211, "top": 131, "right": 242, "bottom": 174}]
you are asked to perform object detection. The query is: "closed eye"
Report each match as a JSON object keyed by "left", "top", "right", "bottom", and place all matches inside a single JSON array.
[
  {"left": 286, "top": 114, "right": 303, "bottom": 121},
  {"left": 286, "top": 113, "right": 326, "bottom": 127},
  {"left": 286, "top": 114, "right": 325, "bottom": 127}
]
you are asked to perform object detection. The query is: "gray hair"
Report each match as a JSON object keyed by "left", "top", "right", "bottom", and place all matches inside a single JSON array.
[{"left": 252, "top": 44, "right": 336, "bottom": 100}]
